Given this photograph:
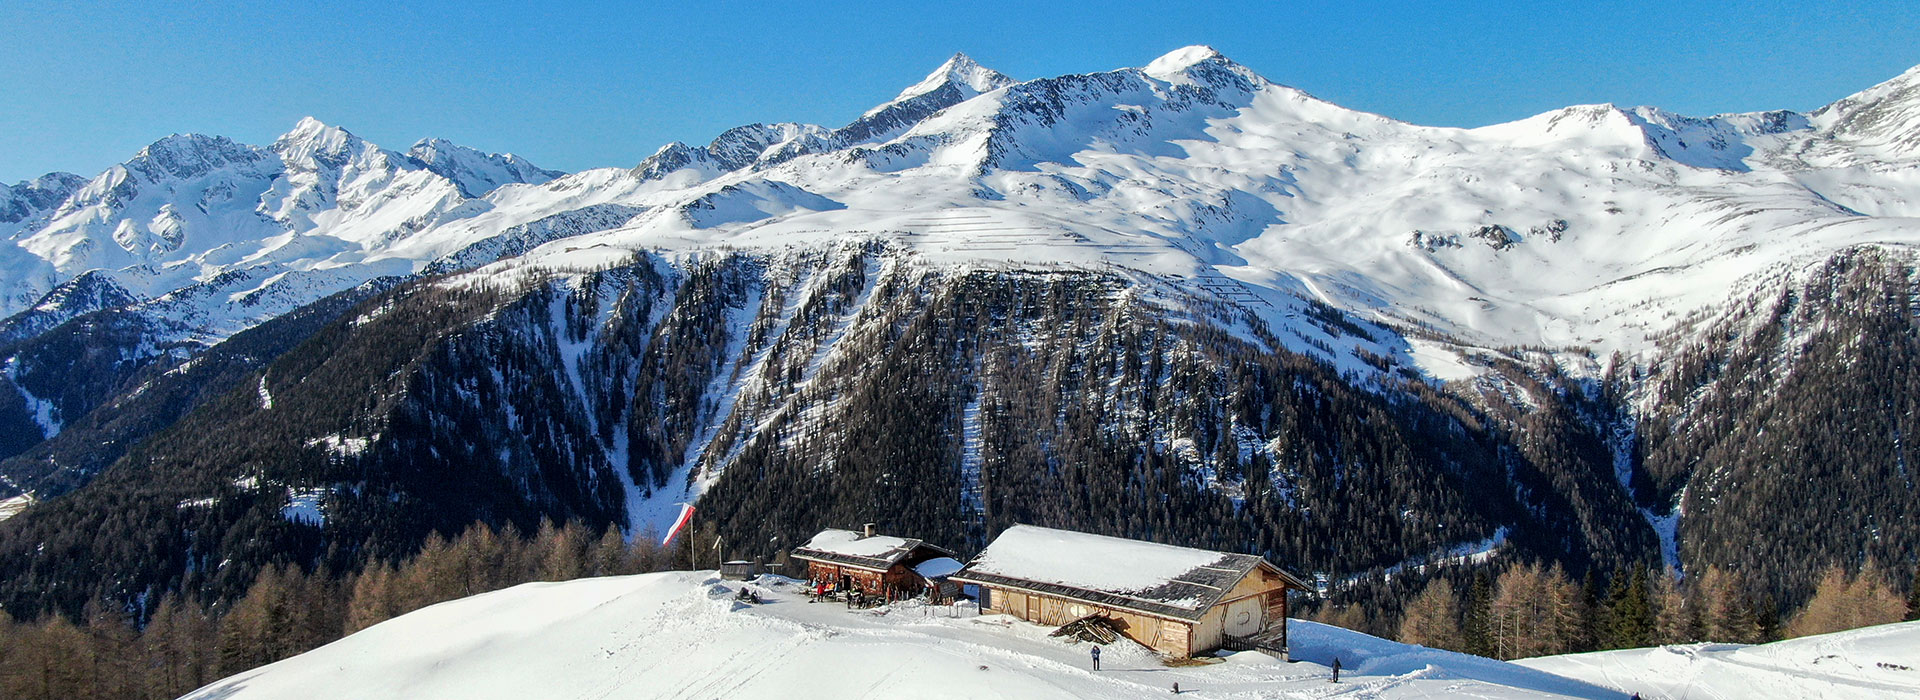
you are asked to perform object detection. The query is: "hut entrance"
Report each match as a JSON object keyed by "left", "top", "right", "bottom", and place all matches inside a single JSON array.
[{"left": 1225, "top": 596, "right": 1263, "bottom": 637}]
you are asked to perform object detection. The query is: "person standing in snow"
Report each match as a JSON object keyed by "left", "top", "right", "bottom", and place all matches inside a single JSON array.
[
  {"left": 1090, "top": 645, "right": 1101, "bottom": 671},
  {"left": 1331, "top": 656, "right": 1342, "bottom": 683}
]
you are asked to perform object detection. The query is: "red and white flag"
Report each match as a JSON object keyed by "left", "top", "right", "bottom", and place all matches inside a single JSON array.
[{"left": 661, "top": 503, "right": 695, "bottom": 546}]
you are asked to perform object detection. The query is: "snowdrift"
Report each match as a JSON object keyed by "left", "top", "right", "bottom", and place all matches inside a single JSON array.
[
  {"left": 1516, "top": 621, "right": 1920, "bottom": 699},
  {"left": 183, "top": 571, "right": 1624, "bottom": 699}
]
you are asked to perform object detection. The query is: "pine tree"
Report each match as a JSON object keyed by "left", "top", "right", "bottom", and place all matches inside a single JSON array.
[
  {"left": 395, "top": 532, "right": 460, "bottom": 612},
  {"left": 1753, "top": 592, "right": 1781, "bottom": 642},
  {"left": 590, "top": 527, "right": 632, "bottom": 577},
  {"left": 1462, "top": 570, "right": 1495, "bottom": 657},
  {"left": 1599, "top": 566, "right": 1655, "bottom": 650},
  {"left": 1572, "top": 571, "right": 1604, "bottom": 653}
]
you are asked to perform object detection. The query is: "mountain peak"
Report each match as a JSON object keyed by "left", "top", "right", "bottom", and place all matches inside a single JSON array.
[
  {"left": 889, "top": 52, "right": 1015, "bottom": 104},
  {"left": 273, "top": 117, "right": 365, "bottom": 159},
  {"left": 406, "top": 138, "right": 562, "bottom": 197},
  {"left": 1813, "top": 61, "right": 1920, "bottom": 158},
  {"left": 124, "top": 133, "right": 266, "bottom": 181},
  {"left": 1143, "top": 45, "right": 1227, "bottom": 79},
  {"left": 281, "top": 116, "right": 346, "bottom": 142},
  {"left": 0, "top": 172, "right": 87, "bottom": 223}
]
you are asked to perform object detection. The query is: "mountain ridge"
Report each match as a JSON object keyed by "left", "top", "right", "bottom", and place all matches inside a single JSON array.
[{"left": 0, "top": 48, "right": 1917, "bottom": 633}]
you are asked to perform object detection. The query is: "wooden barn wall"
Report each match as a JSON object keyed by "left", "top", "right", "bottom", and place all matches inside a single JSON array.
[
  {"left": 1191, "top": 605, "right": 1226, "bottom": 655},
  {"left": 979, "top": 585, "right": 1196, "bottom": 657}
]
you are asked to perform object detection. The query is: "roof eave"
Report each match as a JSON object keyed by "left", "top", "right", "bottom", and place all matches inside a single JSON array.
[
  {"left": 790, "top": 551, "right": 894, "bottom": 573},
  {"left": 950, "top": 573, "right": 1207, "bottom": 623}
]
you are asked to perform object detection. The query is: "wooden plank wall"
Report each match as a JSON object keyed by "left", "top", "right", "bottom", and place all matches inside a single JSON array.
[{"left": 980, "top": 586, "right": 1193, "bottom": 657}]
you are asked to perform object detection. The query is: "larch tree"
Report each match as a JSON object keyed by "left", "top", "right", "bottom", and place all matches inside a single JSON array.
[
  {"left": 345, "top": 564, "right": 401, "bottom": 634},
  {"left": 1651, "top": 570, "right": 1695, "bottom": 644},
  {"left": 82, "top": 600, "right": 139, "bottom": 700},
  {"left": 1489, "top": 562, "right": 1578, "bottom": 659},
  {"left": 218, "top": 565, "right": 298, "bottom": 676},
  {"left": 1906, "top": 563, "right": 1919, "bottom": 622},
  {"left": 1786, "top": 563, "right": 1904, "bottom": 638},
  {"left": 1397, "top": 578, "right": 1466, "bottom": 652},
  {"left": 1695, "top": 565, "right": 1761, "bottom": 643}
]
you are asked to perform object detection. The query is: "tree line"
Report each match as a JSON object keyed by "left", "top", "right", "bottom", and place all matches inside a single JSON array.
[
  {"left": 0, "top": 520, "right": 678, "bottom": 700},
  {"left": 1369, "top": 559, "right": 1919, "bottom": 661}
]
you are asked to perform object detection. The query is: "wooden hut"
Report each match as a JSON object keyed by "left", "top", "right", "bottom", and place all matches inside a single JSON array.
[
  {"left": 951, "top": 524, "right": 1310, "bottom": 659},
  {"left": 790, "top": 525, "right": 956, "bottom": 601}
]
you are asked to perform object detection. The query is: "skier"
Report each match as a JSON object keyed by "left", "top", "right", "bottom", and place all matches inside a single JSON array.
[
  {"left": 1090, "top": 645, "right": 1101, "bottom": 671},
  {"left": 1331, "top": 656, "right": 1342, "bottom": 683}
]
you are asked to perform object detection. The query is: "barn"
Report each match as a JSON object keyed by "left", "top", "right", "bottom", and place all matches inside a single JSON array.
[
  {"left": 790, "top": 525, "right": 957, "bottom": 602},
  {"left": 950, "top": 524, "right": 1311, "bottom": 659}
]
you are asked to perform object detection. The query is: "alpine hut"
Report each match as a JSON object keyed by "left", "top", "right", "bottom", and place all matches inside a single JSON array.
[
  {"left": 950, "top": 524, "right": 1310, "bottom": 659},
  {"left": 791, "top": 524, "right": 957, "bottom": 602}
]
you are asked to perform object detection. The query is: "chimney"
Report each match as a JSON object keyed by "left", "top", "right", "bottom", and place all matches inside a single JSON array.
[{"left": 862, "top": 522, "right": 877, "bottom": 538}]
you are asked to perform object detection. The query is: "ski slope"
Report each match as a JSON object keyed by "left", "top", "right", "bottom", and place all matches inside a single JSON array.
[
  {"left": 1515, "top": 621, "right": 1920, "bottom": 699},
  {"left": 184, "top": 571, "right": 1622, "bottom": 700}
]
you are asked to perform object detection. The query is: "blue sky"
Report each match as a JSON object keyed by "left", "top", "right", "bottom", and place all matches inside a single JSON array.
[{"left": 3, "top": 0, "right": 1917, "bottom": 183}]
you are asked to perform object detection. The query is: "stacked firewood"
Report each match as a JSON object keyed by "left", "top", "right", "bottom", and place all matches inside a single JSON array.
[{"left": 1050, "top": 614, "right": 1121, "bottom": 645}]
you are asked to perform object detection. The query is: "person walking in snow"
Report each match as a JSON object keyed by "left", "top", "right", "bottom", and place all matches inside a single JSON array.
[
  {"left": 1090, "top": 645, "right": 1101, "bottom": 671},
  {"left": 1331, "top": 656, "right": 1342, "bottom": 683}
]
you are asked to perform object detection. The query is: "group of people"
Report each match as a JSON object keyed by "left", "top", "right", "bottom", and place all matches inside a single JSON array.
[{"left": 809, "top": 579, "right": 888, "bottom": 608}]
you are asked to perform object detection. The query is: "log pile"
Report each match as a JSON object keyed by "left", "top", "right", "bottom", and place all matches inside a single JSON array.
[{"left": 1050, "top": 614, "right": 1121, "bottom": 645}]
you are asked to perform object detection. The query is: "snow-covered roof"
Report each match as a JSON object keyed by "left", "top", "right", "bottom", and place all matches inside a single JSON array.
[
  {"left": 790, "top": 528, "right": 954, "bottom": 573},
  {"left": 914, "top": 557, "right": 964, "bottom": 580},
  {"left": 951, "top": 525, "right": 1307, "bottom": 622}
]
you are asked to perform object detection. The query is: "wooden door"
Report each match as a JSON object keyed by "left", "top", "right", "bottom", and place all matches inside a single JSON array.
[
  {"left": 1225, "top": 596, "right": 1263, "bottom": 637},
  {"left": 1027, "top": 594, "right": 1040, "bottom": 621}
]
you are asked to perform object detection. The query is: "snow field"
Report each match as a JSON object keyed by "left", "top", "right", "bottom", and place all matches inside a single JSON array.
[
  {"left": 184, "top": 571, "right": 1628, "bottom": 700},
  {"left": 1515, "top": 621, "right": 1920, "bottom": 700}
]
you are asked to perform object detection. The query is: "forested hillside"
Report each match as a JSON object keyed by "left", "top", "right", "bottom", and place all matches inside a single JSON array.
[
  {"left": 0, "top": 46, "right": 1917, "bottom": 696},
  {"left": 0, "top": 242, "right": 1670, "bottom": 622}
]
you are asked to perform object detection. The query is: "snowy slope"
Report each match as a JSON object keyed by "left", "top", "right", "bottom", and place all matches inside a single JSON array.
[
  {"left": 7, "top": 46, "right": 1920, "bottom": 451},
  {"left": 443, "top": 46, "right": 1920, "bottom": 382},
  {"left": 1515, "top": 621, "right": 1920, "bottom": 699},
  {"left": 185, "top": 571, "right": 1623, "bottom": 700},
  {"left": 10, "top": 49, "right": 1920, "bottom": 369}
]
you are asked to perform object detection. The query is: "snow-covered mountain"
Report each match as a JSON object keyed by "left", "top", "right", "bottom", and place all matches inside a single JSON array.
[
  {"left": 447, "top": 44, "right": 1920, "bottom": 374},
  {"left": 9, "top": 46, "right": 1920, "bottom": 376},
  {"left": 0, "top": 118, "right": 563, "bottom": 335},
  {"left": 0, "top": 172, "right": 86, "bottom": 224},
  {"left": 5, "top": 47, "right": 1920, "bottom": 629},
  {"left": 407, "top": 137, "right": 563, "bottom": 198}
]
